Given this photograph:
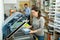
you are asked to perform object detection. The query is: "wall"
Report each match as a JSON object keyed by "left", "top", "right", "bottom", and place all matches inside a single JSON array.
[
  {"left": 0, "top": 0, "right": 4, "bottom": 40},
  {"left": 17, "top": 0, "right": 30, "bottom": 9},
  {"left": 4, "top": 0, "right": 17, "bottom": 3}
]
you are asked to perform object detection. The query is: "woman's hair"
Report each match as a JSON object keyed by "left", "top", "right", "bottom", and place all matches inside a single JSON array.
[{"left": 32, "top": 7, "right": 41, "bottom": 19}]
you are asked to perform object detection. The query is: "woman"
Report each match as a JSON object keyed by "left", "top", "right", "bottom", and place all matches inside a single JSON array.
[{"left": 29, "top": 7, "right": 45, "bottom": 40}]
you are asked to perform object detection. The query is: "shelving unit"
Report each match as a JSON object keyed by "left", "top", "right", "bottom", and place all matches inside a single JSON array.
[
  {"left": 49, "top": 0, "right": 56, "bottom": 21},
  {"left": 48, "top": 0, "right": 60, "bottom": 40},
  {"left": 48, "top": 0, "right": 56, "bottom": 40},
  {"left": 54, "top": 0, "right": 60, "bottom": 40},
  {"left": 43, "top": 0, "right": 50, "bottom": 40}
]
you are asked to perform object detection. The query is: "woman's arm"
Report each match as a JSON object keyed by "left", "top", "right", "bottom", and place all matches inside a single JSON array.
[{"left": 29, "top": 30, "right": 37, "bottom": 34}]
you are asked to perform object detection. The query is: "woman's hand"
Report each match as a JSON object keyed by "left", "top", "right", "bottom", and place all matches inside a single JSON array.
[
  {"left": 27, "top": 26, "right": 32, "bottom": 29},
  {"left": 29, "top": 30, "right": 37, "bottom": 34}
]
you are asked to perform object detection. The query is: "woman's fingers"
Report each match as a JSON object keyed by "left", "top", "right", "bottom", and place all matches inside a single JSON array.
[
  {"left": 29, "top": 30, "right": 35, "bottom": 34},
  {"left": 27, "top": 26, "right": 32, "bottom": 29}
]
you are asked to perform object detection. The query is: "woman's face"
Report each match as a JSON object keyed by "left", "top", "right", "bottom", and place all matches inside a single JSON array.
[{"left": 32, "top": 10, "right": 38, "bottom": 17}]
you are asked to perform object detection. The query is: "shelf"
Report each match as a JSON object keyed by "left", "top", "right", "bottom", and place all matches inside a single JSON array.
[
  {"left": 53, "top": 2, "right": 56, "bottom": 3},
  {"left": 50, "top": 11, "right": 56, "bottom": 13},
  {"left": 52, "top": 0, "right": 56, "bottom": 2},
  {"left": 48, "top": 24, "right": 55, "bottom": 28},
  {"left": 45, "top": 11, "right": 49, "bottom": 14},
  {"left": 55, "top": 29, "right": 60, "bottom": 33},
  {"left": 56, "top": 7, "right": 60, "bottom": 10},
  {"left": 45, "top": 11, "right": 49, "bottom": 13},
  {"left": 56, "top": 5, "right": 60, "bottom": 7},
  {"left": 51, "top": 3, "right": 56, "bottom": 5},
  {"left": 50, "top": 6, "right": 55, "bottom": 8},
  {"left": 49, "top": 18, "right": 55, "bottom": 19},
  {"left": 48, "top": 14, "right": 55, "bottom": 15},
  {"left": 55, "top": 26, "right": 60, "bottom": 29},
  {"left": 50, "top": 5, "right": 56, "bottom": 7},
  {"left": 54, "top": 20, "right": 60, "bottom": 23},
  {"left": 55, "top": 12, "right": 60, "bottom": 13},
  {"left": 54, "top": 22, "right": 60, "bottom": 26},
  {"left": 49, "top": 8, "right": 55, "bottom": 9},
  {"left": 49, "top": 22, "right": 54, "bottom": 25},
  {"left": 44, "top": 32, "right": 53, "bottom": 35},
  {"left": 54, "top": 23, "right": 60, "bottom": 25},
  {"left": 55, "top": 18, "right": 60, "bottom": 19}
]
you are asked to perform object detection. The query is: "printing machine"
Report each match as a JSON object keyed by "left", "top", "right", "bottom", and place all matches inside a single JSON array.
[{"left": 2, "top": 13, "right": 33, "bottom": 40}]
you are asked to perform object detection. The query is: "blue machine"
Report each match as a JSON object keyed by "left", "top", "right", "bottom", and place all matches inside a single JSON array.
[{"left": 2, "top": 13, "right": 27, "bottom": 39}]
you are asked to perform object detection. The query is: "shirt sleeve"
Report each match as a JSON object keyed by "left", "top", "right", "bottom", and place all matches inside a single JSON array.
[
  {"left": 36, "top": 17, "right": 45, "bottom": 32},
  {"left": 28, "top": 8, "right": 31, "bottom": 14}
]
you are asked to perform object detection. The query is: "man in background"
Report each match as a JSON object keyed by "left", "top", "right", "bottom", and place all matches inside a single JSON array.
[{"left": 24, "top": 3, "right": 31, "bottom": 24}]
